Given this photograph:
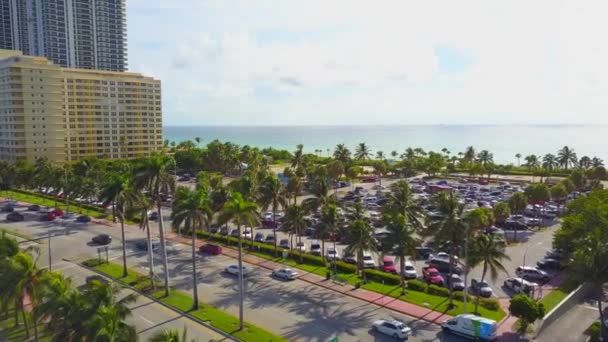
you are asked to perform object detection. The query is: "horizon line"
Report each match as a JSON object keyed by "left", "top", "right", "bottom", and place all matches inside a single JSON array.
[{"left": 163, "top": 123, "right": 605, "bottom": 127}]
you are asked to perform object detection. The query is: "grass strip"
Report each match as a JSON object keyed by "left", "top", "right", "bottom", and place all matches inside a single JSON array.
[
  {"left": 85, "top": 259, "right": 286, "bottom": 342},
  {"left": 539, "top": 288, "right": 570, "bottom": 313},
  {"left": 3, "top": 190, "right": 104, "bottom": 218}
]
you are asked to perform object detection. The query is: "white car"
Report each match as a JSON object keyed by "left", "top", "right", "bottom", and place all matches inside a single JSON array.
[
  {"left": 295, "top": 242, "right": 306, "bottom": 252},
  {"left": 403, "top": 261, "right": 417, "bottom": 279},
  {"left": 242, "top": 229, "right": 252, "bottom": 239},
  {"left": 362, "top": 254, "right": 376, "bottom": 268},
  {"left": 503, "top": 277, "right": 537, "bottom": 295},
  {"left": 371, "top": 319, "right": 412, "bottom": 339},
  {"left": 326, "top": 248, "right": 339, "bottom": 261},
  {"left": 310, "top": 243, "right": 321, "bottom": 255},
  {"left": 271, "top": 268, "right": 298, "bottom": 280},
  {"left": 262, "top": 211, "right": 273, "bottom": 220},
  {"left": 224, "top": 265, "right": 252, "bottom": 276}
]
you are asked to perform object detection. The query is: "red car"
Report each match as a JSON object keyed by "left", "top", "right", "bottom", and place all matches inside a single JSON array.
[
  {"left": 44, "top": 212, "right": 57, "bottom": 221},
  {"left": 199, "top": 244, "right": 223, "bottom": 255},
  {"left": 422, "top": 266, "right": 444, "bottom": 286},
  {"left": 52, "top": 208, "right": 64, "bottom": 216},
  {"left": 361, "top": 177, "right": 376, "bottom": 183},
  {"left": 381, "top": 257, "right": 397, "bottom": 274}
]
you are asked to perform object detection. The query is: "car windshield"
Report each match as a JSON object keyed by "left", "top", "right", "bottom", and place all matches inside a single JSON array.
[
  {"left": 429, "top": 271, "right": 439, "bottom": 276},
  {"left": 384, "top": 260, "right": 395, "bottom": 266},
  {"left": 405, "top": 265, "right": 414, "bottom": 271},
  {"left": 363, "top": 256, "right": 372, "bottom": 261},
  {"left": 311, "top": 244, "right": 320, "bottom": 249}
]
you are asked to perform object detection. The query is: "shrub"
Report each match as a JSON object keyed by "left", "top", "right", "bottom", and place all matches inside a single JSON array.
[
  {"left": 289, "top": 251, "right": 325, "bottom": 266},
  {"left": 585, "top": 321, "right": 601, "bottom": 342},
  {"left": 479, "top": 298, "right": 501, "bottom": 311},
  {"left": 83, "top": 258, "right": 105, "bottom": 267},
  {"left": 427, "top": 284, "right": 450, "bottom": 297},
  {"left": 334, "top": 260, "right": 357, "bottom": 274},
  {"left": 363, "top": 269, "right": 401, "bottom": 285},
  {"left": 407, "top": 279, "right": 428, "bottom": 292},
  {"left": 453, "top": 291, "right": 473, "bottom": 302}
]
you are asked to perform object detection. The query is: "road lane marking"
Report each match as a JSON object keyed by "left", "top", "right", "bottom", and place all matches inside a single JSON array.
[{"left": 139, "top": 315, "right": 154, "bottom": 325}]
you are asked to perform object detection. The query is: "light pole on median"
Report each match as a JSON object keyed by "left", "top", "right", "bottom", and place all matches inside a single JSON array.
[
  {"left": 521, "top": 241, "right": 542, "bottom": 294},
  {"left": 48, "top": 233, "right": 52, "bottom": 271}
]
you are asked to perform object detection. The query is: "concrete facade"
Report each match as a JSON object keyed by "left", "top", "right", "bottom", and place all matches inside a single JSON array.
[{"left": 0, "top": 49, "right": 161, "bottom": 163}]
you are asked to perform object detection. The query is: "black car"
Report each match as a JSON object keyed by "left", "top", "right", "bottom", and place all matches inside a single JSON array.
[
  {"left": 2, "top": 205, "right": 15, "bottom": 212},
  {"left": 76, "top": 215, "right": 91, "bottom": 223},
  {"left": 92, "top": 234, "right": 112, "bottom": 245},
  {"left": 537, "top": 258, "right": 563, "bottom": 271},
  {"left": 219, "top": 227, "right": 229, "bottom": 236},
  {"left": 503, "top": 220, "right": 528, "bottom": 231},
  {"left": 149, "top": 212, "right": 159, "bottom": 220},
  {"left": 6, "top": 211, "right": 24, "bottom": 222},
  {"left": 428, "top": 258, "right": 463, "bottom": 275},
  {"left": 415, "top": 247, "right": 433, "bottom": 260},
  {"left": 27, "top": 204, "right": 41, "bottom": 211},
  {"left": 254, "top": 232, "right": 265, "bottom": 242}
]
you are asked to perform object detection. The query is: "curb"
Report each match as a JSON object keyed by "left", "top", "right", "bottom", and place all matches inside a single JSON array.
[
  {"left": 79, "top": 261, "right": 240, "bottom": 342},
  {"left": 167, "top": 234, "right": 450, "bottom": 326}
]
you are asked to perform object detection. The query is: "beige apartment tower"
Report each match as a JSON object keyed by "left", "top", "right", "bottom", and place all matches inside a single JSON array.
[{"left": 0, "top": 49, "right": 162, "bottom": 163}]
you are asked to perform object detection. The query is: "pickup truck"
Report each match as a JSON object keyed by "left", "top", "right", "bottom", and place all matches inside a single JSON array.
[{"left": 422, "top": 266, "right": 444, "bottom": 286}]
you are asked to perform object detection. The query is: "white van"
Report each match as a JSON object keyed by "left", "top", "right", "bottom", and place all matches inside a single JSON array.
[{"left": 442, "top": 314, "right": 497, "bottom": 341}]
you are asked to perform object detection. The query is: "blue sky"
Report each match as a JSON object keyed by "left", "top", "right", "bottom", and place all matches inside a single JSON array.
[{"left": 127, "top": 0, "right": 608, "bottom": 126}]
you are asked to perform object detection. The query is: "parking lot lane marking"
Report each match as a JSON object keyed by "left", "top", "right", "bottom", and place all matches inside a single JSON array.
[{"left": 139, "top": 315, "right": 154, "bottom": 325}]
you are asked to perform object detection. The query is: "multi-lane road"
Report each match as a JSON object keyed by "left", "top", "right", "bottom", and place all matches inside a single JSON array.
[{"left": 0, "top": 200, "right": 466, "bottom": 341}]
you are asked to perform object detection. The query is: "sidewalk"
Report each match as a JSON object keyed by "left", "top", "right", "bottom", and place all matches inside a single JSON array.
[{"left": 164, "top": 231, "right": 452, "bottom": 325}]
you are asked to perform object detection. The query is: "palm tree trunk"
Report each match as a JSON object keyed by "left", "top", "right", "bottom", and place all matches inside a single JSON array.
[
  {"left": 475, "top": 261, "right": 488, "bottom": 314},
  {"left": 157, "top": 202, "right": 170, "bottom": 297},
  {"left": 32, "top": 313, "right": 39, "bottom": 342},
  {"left": 298, "top": 233, "right": 303, "bottom": 264},
  {"left": 448, "top": 248, "right": 455, "bottom": 309},
  {"left": 145, "top": 223, "right": 155, "bottom": 290},
  {"left": 250, "top": 225, "right": 255, "bottom": 251},
  {"left": 400, "top": 255, "right": 406, "bottom": 295},
  {"left": 191, "top": 225, "right": 199, "bottom": 310},
  {"left": 236, "top": 224, "right": 245, "bottom": 330},
  {"left": 21, "top": 304, "right": 29, "bottom": 339},
  {"left": 597, "top": 284, "right": 605, "bottom": 341},
  {"left": 321, "top": 239, "right": 325, "bottom": 264},
  {"left": 272, "top": 209, "right": 278, "bottom": 257},
  {"left": 112, "top": 202, "right": 117, "bottom": 223},
  {"left": 120, "top": 216, "right": 128, "bottom": 278}
]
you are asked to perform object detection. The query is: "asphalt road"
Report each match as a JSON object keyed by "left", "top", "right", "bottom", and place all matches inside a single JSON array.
[{"left": 0, "top": 204, "right": 476, "bottom": 342}]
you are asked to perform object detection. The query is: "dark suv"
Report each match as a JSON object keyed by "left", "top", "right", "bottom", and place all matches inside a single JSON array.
[{"left": 428, "top": 258, "right": 463, "bottom": 275}]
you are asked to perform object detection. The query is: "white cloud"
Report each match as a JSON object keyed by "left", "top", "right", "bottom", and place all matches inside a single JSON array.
[{"left": 127, "top": 0, "right": 608, "bottom": 125}]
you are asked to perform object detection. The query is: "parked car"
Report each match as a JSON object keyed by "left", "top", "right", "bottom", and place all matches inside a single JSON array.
[
  {"left": 199, "top": 244, "right": 223, "bottom": 255},
  {"left": 224, "top": 265, "right": 252, "bottom": 276},
  {"left": 428, "top": 258, "right": 463, "bottom": 275},
  {"left": 279, "top": 239, "right": 289, "bottom": 249},
  {"left": 503, "top": 277, "right": 537, "bottom": 295},
  {"left": 310, "top": 242, "right": 321, "bottom": 255},
  {"left": 441, "top": 314, "right": 497, "bottom": 341},
  {"left": 326, "top": 247, "right": 339, "bottom": 261},
  {"left": 149, "top": 212, "right": 159, "bottom": 220},
  {"left": 41, "top": 212, "right": 56, "bottom": 221},
  {"left": 254, "top": 232, "right": 265, "bottom": 242},
  {"left": 219, "top": 227, "right": 229, "bottom": 236},
  {"left": 422, "top": 266, "right": 444, "bottom": 286},
  {"left": 362, "top": 254, "right": 376, "bottom": 268},
  {"left": 381, "top": 257, "right": 397, "bottom": 273},
  {"left": 343, "top": 254, "right": 357, "bottom": 264},
  {"left": 471, "top": 279, "right": 493, "bottom": 298},
  {"left": 76, "top": 215, "right": 91, "bottom": 223},
  {"left": 515, "top": 266, "right": 550, "bottom": 283},
  {"left": 230, "top": 229, "right": 240, "bottom": 238},
  {"left": 2, "top": 205, "right": 14, "bottom": 212},
  {"left": 271, "top": 268, "right": 298, "bottom": 280},
  {"left": 241, "top": 229, "right": 252, "bottom": 239},
  {"left": 92, "top": 234, "right": 112, "bottom": 245},
  {"left": 415, "top": 247, "right": 433, "bottom": 260},
  {"left": 403, "top": 261, "right": 417, "bottom": 280},
  {"left": 446, "top": 274, "right": 465, "bottom": 291},
  {"left": 536, "top": 258, "right": 563, "bottom": 271},
  {"left": 371, "top": 319, "right": 412, "bottom": 340},
  {"left": 264, "top": 234, "right": 275, "bottom": 244},
  {"left": 27, "top": 205, "right": 41, "bottom": 211},
  {"left": 6, "top": 211, "right": 24, "bottom": 222},
  {"left": 503, "top": 220, "right": 528, "bottom": 231}
]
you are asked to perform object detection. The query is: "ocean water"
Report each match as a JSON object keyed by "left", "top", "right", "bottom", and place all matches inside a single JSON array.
[{"left": 163, "top": 125, "right": 608, "bottom": 164}]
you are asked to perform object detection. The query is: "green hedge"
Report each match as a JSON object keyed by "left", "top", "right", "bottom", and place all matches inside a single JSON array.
[
  {"left": 335, "top": 260, "right": 358, "bottom": 273},
  {"left": 428, "top": 284, "right": 450, "bottom": 297},
  {"left": 364, "top": 268, "right": 401, "bottom": 285},
  {"left": 407, "top": 279, "right": 428, "bottom": 292}
]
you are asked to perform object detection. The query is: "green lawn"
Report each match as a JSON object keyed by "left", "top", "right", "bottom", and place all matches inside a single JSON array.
[
  {"left": 86, "top": 259, "right": 286, "bottom": 342},
  {"left": 0, "top": 308, "right": 50, "bottom": 342},
  {"left": 249, "top": 252, "right": 506, "bottom": 321},
  {"left": 3, "top": 190, "right": 105, "bottom": 218},
  {"left": 540, "top": 288, "right": 570, "bottom": 312}
]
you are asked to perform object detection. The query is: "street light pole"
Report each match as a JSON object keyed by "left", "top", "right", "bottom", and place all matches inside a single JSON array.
[
  {"left": 463, "top": 225, "right": 469, "bottom": 313},
  {"left": 48, "top": 233, "right": 52, "bottom": 271}
]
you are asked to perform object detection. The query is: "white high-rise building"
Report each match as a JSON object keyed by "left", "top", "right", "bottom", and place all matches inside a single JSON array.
[{"left": 0, "top": 0, "right": 127, "bottom": 72}]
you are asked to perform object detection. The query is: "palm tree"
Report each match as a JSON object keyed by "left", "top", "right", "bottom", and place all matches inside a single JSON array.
[
  {"left": 302, "top": 171, "right": 334, "bottom": 213},
  {"left": 217, "top": 192, "right": 259, "bottom": 330},
  {"left": 515, "top": 153, "right": 522, "bottom": 166},
  {"left": 557, "top": 146, "right": 578, "bottom": 170},
  {"left": 591, "top": 157, "right": 604, "bottom": 168},
  {"left": 320, "top": 204, "right": 339, "bottom": 266},
  {"left": 138, "top": 197, "right": 156, "bottom": 288},
  {"left": 83, "top": 280, "right": 137, "bottom": 341},
  {"left": 171, "top": 186, "right": 212, "bottom": 310},
  {"left": 463, "top": 146, "right": 476, "bottom": 163},
  {"left": 391, "top": 150, "right": 398, "bottom": 159},
  {"left": 354, "top": 143, "right": 371, "bottom": 160},
  {"left": 333, "top": 144, "right": 352, "bottom": 165},
  {"left": 258, "top": 175, "right": 287, "bottom": 256},
  {"left": 101, "top": 174, "right": 140, "bottom": 278},
  {"left": 467, "top": 234, "right": 510, "bottom": 313},
  {"left": 134, "top": 154, "right": 176, "bottom": 297},
  {"left": 282, "top": 204, "right": 309, "bottom": 263},
  {"left": 382, "top": 213, "right": 418, "bottom": 294},
  {"left": 578, "top": 156, "right": 591, "bottom": 169},
  {"left": 477, "top": 150, "right": 494, "bottom": 166},
  {"left": 524, "top": 155, "right": 541, "bottom": 178},
  {"left": 150, "top": 326, "right": 197, "bottom": 342},
  {"left": 194, "top": 137, "right": 201, "bottom": 147},
  {"left": 425, "top": 192, "right": 467, "bottom": 309},
  {"left": 291, "top": 144, "right": 304, "bottom": 170},
  {"left": 383, "top": 180, "right": 422, "bottom": 228},
  {"left": 344, "top": 219, "right": 377, "bottom": 282},
  {"left": 508, "top": 192, "right": 528, "bottom": 241},
  {"left": 542, "top": 154, "right": 558, "bottom": 171},
  {"left": 376, "top": 151, "right": 385, "bottom": 160}
]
